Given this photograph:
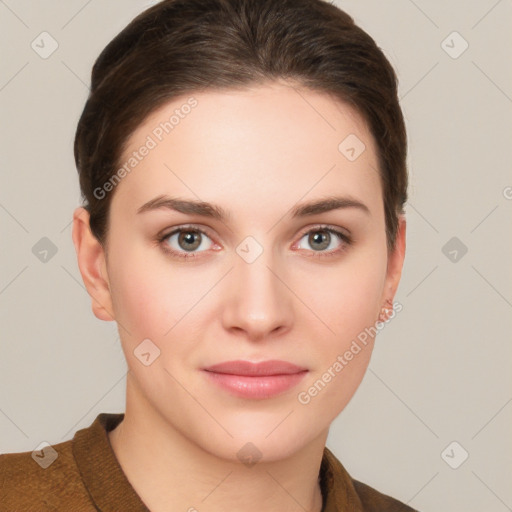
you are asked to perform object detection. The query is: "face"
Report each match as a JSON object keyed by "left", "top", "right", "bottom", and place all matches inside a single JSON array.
[{"left": 74, "top": 81, "right": 405, "bottom": 462}]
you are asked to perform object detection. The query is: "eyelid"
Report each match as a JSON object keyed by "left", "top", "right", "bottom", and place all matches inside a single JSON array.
[
  {"left": 158, "top": 223, "right": 351, "bottom": 242},
  {"left": 158, "top": 223, "right": 216, "bottom": 241},
  {"left": 295, "top": 223, "right": 351, "bottom": 240}
]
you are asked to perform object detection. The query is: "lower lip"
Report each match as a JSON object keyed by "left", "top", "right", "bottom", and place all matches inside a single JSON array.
[{"left": 203, "top": 370, "right": 308, "bottom": 399}]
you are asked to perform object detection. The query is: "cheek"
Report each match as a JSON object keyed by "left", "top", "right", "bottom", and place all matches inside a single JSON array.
[
  {"left": 107, "top": 245, "right": 180, "bottom": 341},
  {"left": 293, "top": 248, "right": 387, "bottom": 420},
  {"left": 300, "top": 254, "right": 387, "bottom": 346},
  {"left": 107, "top": 243, "right": 221, "bottom": 349},
  {"left": 335, "top": 267, "right": 384, "bottom": 337}
]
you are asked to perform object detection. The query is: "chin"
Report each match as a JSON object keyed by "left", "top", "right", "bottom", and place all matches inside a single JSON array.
[{"left": 193, "top": 415, "right": 323, "bottom": 464}]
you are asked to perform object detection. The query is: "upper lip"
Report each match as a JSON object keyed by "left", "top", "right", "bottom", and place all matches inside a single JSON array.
[{"left": 203, "top": 360, "right": 308, "bottom": 376}]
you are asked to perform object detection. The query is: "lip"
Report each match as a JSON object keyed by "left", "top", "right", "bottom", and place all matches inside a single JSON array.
[{"left": 202, "top": 360, "right": 308, "bottom": 399}]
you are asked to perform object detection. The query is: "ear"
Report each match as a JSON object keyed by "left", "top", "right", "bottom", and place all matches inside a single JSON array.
[
  {"left": 381, "top": 215, "right": 406, "bottom": 305},
  {"left": 71, "top": 207, "right": 115, "bottom": 322}
]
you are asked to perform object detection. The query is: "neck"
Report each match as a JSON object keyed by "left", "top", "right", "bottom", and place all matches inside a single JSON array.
[{"left": 108, "top": 373, "right": 327, "bottom": 512}]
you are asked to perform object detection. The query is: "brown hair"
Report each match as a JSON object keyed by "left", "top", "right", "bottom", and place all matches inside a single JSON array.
[{"left": 74, "top": 0, "right": 407, "bottom": 251}]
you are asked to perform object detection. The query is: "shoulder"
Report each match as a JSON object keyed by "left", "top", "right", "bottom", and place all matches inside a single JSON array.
[
  {"left": 0, "top": 439, "right": 94, "bottom": 511},
  {"left": 321, "top": 446, "right": 419, "bottom": 512},
  {"left": 352, "top": 479, "right": 419, "bottom": 512}
]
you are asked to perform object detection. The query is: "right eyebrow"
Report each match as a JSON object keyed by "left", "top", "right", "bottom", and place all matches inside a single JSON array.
[{"left": 136, "top": 195, "right": 230, "bottom": 222}]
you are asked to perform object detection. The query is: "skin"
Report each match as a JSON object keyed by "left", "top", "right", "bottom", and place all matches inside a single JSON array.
[{"left": 72, "top": 80, "right": 406, "bottom": 512}]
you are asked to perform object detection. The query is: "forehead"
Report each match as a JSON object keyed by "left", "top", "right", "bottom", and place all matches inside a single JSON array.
[{"left": 111, "top": 82, "right": 382, "bottom": 220}]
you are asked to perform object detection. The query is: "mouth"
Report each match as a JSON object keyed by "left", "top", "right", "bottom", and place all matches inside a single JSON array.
[{"left": 202, "top": 360, "right": 308, "bottom": 399}]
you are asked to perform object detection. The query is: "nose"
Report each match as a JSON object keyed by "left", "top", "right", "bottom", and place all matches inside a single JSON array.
[{"left": 220, "top": 245, "right": 294, "bottom": 342}]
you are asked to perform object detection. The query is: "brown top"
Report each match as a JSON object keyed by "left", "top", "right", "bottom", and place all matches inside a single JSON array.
[{"left": 0, "top": 412, "right": 417, "bottom": 511}]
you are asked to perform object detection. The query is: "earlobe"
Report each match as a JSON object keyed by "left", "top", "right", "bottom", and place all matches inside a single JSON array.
[
  {"left": 378, "top": 297, "right": 394, "bottom": 323},
  {"left": 71, "top": 207, "right": 115, "bottom": 322}
]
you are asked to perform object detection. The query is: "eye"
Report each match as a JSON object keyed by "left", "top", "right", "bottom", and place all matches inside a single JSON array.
[
  {"left": 294, "top": 225, "right": 351, "bottom": 257},
  {"left": 158, "top": 225, "right": 216, "bottom": 260},
  {"left": 157, "top": 224, "right": 352, "bottom": 261}
]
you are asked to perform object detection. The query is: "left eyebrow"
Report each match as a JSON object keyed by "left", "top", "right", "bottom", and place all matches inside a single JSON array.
[
  {"left": 136, "top": 194, "right": 370, "bottom": 221},
  {"left": 290, "top": 196, "right": 371, "bottom": 218}
]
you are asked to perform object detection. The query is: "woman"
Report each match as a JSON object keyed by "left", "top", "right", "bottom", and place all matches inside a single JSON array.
[{"left": 1, "top": 0, "right": 414, "bottom": 510}]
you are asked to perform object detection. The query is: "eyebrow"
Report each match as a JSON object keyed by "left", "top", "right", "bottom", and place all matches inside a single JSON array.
[{"left": 136, "top": 194, "right": 370, "bottom": 220}]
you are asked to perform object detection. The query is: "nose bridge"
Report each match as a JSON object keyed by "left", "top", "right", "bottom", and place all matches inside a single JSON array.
[{"left": 223, "top": 235, "right": 292, "bottom": 337}]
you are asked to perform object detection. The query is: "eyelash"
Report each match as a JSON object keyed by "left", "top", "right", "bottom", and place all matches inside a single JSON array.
[{"left": 157, "top": 224, "right": 352, "bottom": 261}]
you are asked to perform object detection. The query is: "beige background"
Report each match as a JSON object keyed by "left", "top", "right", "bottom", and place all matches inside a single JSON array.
[{"left": 1, "top": 1, "right": 511, "bottom": 510}]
